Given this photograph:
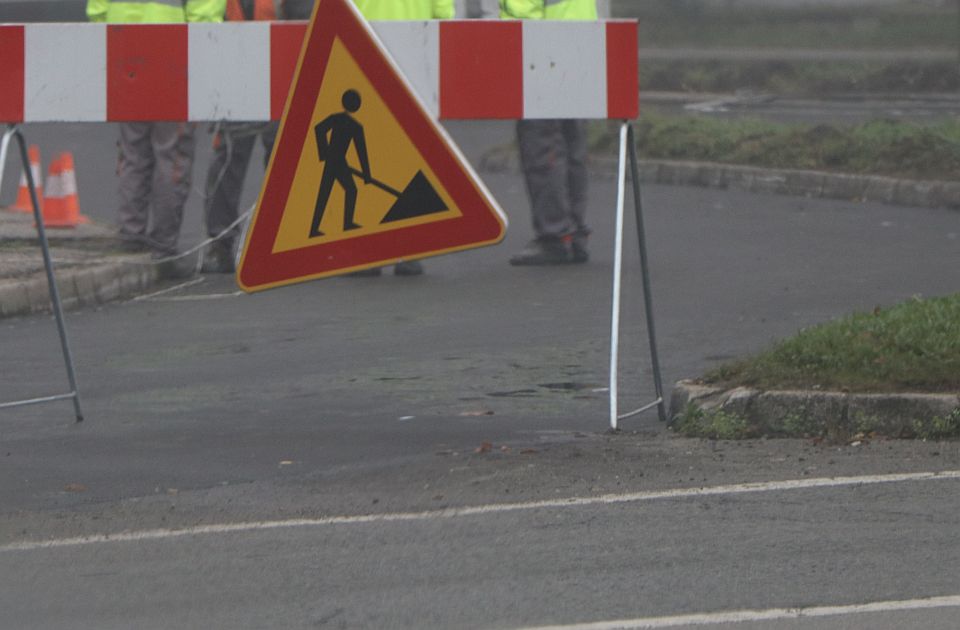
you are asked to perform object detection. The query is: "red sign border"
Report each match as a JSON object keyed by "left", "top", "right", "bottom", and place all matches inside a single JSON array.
[{"left": 238, "top": 0, "right": 506, "bottom": 292}]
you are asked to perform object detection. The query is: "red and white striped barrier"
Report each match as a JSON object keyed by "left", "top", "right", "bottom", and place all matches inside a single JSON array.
[{"left": 0, "top": 21, "right": 638, "bottom": 123}]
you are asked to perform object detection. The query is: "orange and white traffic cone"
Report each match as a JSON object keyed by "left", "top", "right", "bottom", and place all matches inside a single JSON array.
[
  {"left": 58, "top": 152, "right": 89, "bottom": 225},
  {"left": 41, "top": 152, "right": 90, "bottom": 228},
  {"left": 41, "top": 154, "right": 65, "bottom": 226},
  {"left": 11, "top": 144, "right": 43, "bottom": 213}
]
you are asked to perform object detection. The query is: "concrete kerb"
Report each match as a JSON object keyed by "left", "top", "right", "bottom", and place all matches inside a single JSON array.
[
  {"left": 0, "top": 260, "right": 159, "bottom": 319},
  {"left": 0, "top": 211, "right": 160, "bottom": 319},
  {"left": 670, "top": 380, "right": 960, "bottom": 440},
  {"left": 480, "top": 149, "right": 960, "bottom": 212},
  {"left": 643, "top": 160, "right": 960, "bottom": 211}
]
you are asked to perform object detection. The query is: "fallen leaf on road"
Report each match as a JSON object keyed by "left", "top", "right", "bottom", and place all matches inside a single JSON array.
[
  {"left": 520, "top": 448, "right": 539, "bottom": 455},
  {"left": 474, "top": 441, "right": 493, "bottom": 454},
  {"left": 64, "top": 483, "right": 87, "bottom": 493},
  {"left": 279, "top": 460, "right": 294, "bottom": 466},
  {"left": 459, "top": 410, "right": 494, "bottom": 417}
]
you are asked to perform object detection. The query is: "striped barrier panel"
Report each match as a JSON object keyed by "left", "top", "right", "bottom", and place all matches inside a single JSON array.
[{"left": 0, "top": 20, "right": 638, "bottom": 123}]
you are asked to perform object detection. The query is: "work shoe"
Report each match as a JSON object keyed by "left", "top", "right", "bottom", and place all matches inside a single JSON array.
[
  {"left": 509, "top": 238, "right": 571, "bottom": 266},
  {"left": 568, "top": 232, "right": 590, "bottom": 264},
  {"left": 116, "top": 232, "right": 151, "bottom": 253},
  {"left": 394, "top": 260, "right": 424, "bottom": 276},
  {"left": 151, "top": 249, "right": 195, "bottom": 280},
  {"left": 201, "top": 239, "right": 235, "bottom": 274}
]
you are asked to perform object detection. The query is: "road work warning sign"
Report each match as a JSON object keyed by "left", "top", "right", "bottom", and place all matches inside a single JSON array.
[{"left": 237, "top": 0, "right": 507, "bottom": 292}]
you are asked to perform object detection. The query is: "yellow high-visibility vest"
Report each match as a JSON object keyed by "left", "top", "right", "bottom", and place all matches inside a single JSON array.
[
  {"left": 352, "top": 0, "right": 455, "bottom": 20},
  {"left": 87, "top": 0, "right": 225, "bottom": 23},
  {"left": 500, "top": 0, "right": 597, "bottom": 20}
]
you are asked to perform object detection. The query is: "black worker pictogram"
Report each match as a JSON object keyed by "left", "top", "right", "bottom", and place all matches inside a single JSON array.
[
  {"left": 309, "top": 89, "right": 449, "bottom": 239},
  {"left": 310, "top": 89, "right": 369, "bottom": 237}
]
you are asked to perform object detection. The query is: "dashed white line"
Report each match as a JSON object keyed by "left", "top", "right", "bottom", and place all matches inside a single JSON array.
[
  {"left": 510, "top": 594, "right": 960, "bottom": 629},
  {"left": 2, "top": 470, "right": 958, "bottom": 553}
]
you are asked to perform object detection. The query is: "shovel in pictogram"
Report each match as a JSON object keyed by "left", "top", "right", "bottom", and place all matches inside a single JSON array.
[{"left": 350, "top": 167, "right": 447, "bottom": 223}]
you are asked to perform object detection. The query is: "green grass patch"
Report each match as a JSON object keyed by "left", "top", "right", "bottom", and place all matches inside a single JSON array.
[
  {"left": 706, "top": 294, "right": 960, "bottom": 394},
  {"left": 641, "top": 59, "right": 959, "bottom": 95},
  {"left": 913, "top": 409, "right": 960, "bottom": 440},
  {"left": 672, "top": 401, "right": 960, "bottom": 441},
  {"left": 671, "top": 403, "right": 757, "bottom": 440},
  {"left": 611, "top": 2, "right": 960, "bottom": 93},
  {"left": 606, "top": 113, "right": 960, "bottom": 181},
  {"left": 612, "top": 2, "right": 959, "bottom": 50}
]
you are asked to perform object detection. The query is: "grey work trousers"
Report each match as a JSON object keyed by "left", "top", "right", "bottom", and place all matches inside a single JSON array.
[
  {"left": 204, "top": 121, "right": 278, "bottom": 244},
  {"left": 117, "top": 122, "right": 195, "bottom": 253},
  {"left": 516, "top": 118, "right": 589, "bottom": 241}
]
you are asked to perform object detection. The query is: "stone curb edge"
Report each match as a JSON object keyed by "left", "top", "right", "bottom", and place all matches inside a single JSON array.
[
  {"left": 0, "top": 261, "right": 158, "bottom": 319},
  {"left": 669, "top": 379, "right": 960, "bottom": 438},
  {"left": 481, "top": 149, "right": 960, "bottom": 212}
]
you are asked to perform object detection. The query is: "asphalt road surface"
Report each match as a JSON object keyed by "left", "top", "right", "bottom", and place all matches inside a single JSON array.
[{"left": 0, "top": 120, "right": 958, "bottom": 629}]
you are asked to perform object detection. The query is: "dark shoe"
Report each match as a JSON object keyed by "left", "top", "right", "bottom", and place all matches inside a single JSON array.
[
  {"left": 568, "top": 234, "right": 589, "bottom": 264},
  {"left": 201, "top": 239, "right": 235, "bottom": 274},
  {"left": 152, "top": 251, "right": 195, "bottom": 280},
  {"left": 393, "top": 260, "right": 424, "bottom": 276},
  {"left": 116, "top": 233, "right": 151, "bottom": 253},
  {"left": 150, "top": 248, "right": 176, "bottom": 261},
  {"left": 347, "top": 267, "right": 382, "bottom": 277},
  {"left": 509, "top": 239, "right": 570, "bottom": 266}
]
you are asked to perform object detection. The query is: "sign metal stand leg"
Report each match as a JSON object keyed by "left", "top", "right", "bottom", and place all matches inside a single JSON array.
[
  {"left": 0, "top": 126, "right": 84, "bottom": 422},
  {"left": 0, "top": 127, "right": 14, "bottom": 201},
  {"left": 609, "top": 121, "right": 666, "bottom": 429}
]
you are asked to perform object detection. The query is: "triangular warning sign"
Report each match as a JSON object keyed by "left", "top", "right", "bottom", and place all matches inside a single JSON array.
[{"left": 237, "top": 0, "right": 507, "bottom": 292}]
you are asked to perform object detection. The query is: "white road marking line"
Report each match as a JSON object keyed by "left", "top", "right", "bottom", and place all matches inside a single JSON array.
[
  {"left": 2, "top": 470, "right": 958, "bottom": 553},
  {"left": 511, "top": 594, "right": 960, "bottom": 629}
]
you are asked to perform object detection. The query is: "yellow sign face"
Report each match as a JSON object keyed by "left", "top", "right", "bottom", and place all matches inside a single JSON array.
[{"left": 272, "top": 38, "right": 461, "bottom": 254}]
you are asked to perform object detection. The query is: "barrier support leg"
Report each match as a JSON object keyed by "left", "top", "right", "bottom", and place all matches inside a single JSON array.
[
  {"left": 0, "top": 126, "right": 84, "bottom": 422},
  {"left": 627, "top": 122, "right": 667, "bottom": 424},
  {"left": 609, "top": 121, "right": 666, "bottom": 429},
  {"left": 0, "top": 127, "right": 14, "bottom": 202}
]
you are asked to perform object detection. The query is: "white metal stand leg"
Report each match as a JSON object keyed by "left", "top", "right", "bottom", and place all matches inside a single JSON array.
[
  {"left": 609, "top": 121, "right": 667, "bottom": 430},
  {"left": 609, "top": 123, "right": 629, "bottom": 429}
]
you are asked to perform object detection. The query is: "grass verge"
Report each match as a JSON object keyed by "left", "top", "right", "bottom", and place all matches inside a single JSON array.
[
  {"left": 641, "top": 59, "right": 958, "bottom": 95},
  {"left": 672, "top": 402, "right": 960, "bottom": 441},
  {"left": 590, "top": 113, "right": 960, "bottom": 182},
  {"left": 706, "top": 294, "right": 960, "bottom": 394},
  {"left": 612, "top": 2, "right": 959, "bottom": 50},
  {"left": 671, "top": 294, "right": 960, "bottom": 441},
  {"left": 609, "top": 3, "right": 959, "bottom": 93},
  {"left": 672, "top": 404, "right": 758, "bottom": 440}
]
